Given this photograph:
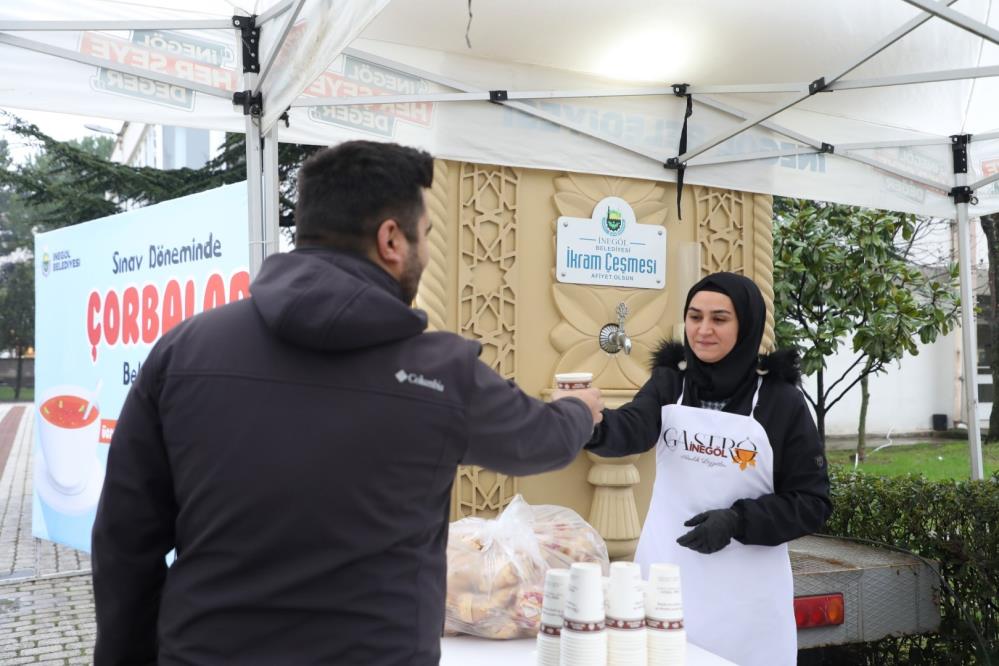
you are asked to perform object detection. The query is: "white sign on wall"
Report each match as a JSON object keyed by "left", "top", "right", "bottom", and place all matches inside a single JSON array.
[{"left": 556, "top": 196, "right": 667, "bottom": 289}]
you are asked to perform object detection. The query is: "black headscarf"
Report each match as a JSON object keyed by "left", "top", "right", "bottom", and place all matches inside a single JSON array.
[{"left": 682, "top": 272, "right": 766, "bottom": 404}]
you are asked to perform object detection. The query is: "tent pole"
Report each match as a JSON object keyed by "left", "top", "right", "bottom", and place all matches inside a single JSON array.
[
  {"left": 246, "top": 114, "right": 265, "bottom": 277},
  {"left": 902, "top": 0, "right": 999, "bottom": 46},
  {"left": 262, "top": 123, "right": 280, "bottom": 260},
  {"left": 952, "top": 136, "right": 986, "bottom": 480}
]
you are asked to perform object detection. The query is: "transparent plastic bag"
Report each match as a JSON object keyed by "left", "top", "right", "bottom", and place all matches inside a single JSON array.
[{"left": 444, "top": 495, "right": 609, "bottom": 639}]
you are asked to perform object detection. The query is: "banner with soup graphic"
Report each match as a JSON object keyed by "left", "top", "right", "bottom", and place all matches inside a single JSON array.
[{"left": 33, "top": 182, "right": 249, "bottom": 552}]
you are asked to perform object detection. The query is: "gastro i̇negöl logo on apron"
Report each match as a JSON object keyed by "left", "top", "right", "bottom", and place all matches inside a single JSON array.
[{"left": 661, "top": 427, "right": 758, "bottom": 471}]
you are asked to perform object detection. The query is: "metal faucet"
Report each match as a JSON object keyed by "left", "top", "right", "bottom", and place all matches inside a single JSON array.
[{"left": 598, "top": 302, "right": 632, "bottom": 355}]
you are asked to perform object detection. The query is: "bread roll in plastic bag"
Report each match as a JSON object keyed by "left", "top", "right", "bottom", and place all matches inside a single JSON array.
[{"left": 444, "top": 495, "right": 609, "bottom": 639}]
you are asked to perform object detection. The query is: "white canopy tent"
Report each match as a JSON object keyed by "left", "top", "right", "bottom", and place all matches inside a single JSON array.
[{"left": 2, "top": 0, "right": 997, "bottom": 478}]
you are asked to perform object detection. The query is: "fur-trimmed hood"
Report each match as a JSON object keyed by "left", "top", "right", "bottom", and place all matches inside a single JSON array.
[{"left": 650, "top": 341, "right": 802, "bottom": 385}]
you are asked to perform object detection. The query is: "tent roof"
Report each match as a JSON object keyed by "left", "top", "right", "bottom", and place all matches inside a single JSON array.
[{"left": 4, "top": 0, "right": 999, "bottom": 216}]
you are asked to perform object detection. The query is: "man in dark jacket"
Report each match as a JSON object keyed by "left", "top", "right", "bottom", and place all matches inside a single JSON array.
[{"left": 91, "top": 140, "right": 603, "bottom": 665}]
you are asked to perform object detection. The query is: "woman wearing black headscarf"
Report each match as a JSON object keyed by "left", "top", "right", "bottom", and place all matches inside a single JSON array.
[{"left": 585, "top": 272, "right": 831, "bottom": 666}]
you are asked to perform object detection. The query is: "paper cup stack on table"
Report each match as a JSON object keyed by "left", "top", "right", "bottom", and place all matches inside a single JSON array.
[
  {"left": 560, "top": 562, "right": 608, "bottom": 666},
  {"left": 645, "top": 564, "right": 686, "bottom": 666},
  {"left": 555, "top": 372, "right": 593, "bottom": 390},
  {"left": 605, "top": 562, "right": 647, "bottom": 666},
  {"left": 537, "top": 569, "right": 569, "bottom": 666}
]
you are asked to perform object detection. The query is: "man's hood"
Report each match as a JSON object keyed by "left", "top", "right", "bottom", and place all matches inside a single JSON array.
[{"left": 250, "top": 248, "right": 427, "bottom": 352}]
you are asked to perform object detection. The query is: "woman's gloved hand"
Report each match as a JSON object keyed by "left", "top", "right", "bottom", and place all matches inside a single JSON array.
[{"left": 676, "top": 508, "right": 740, "bottom": 554}]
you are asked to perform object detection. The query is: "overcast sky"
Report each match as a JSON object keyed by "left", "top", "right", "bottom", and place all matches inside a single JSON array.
[{"left": 2, "top": 107, "right": 124, "bottom": 164}]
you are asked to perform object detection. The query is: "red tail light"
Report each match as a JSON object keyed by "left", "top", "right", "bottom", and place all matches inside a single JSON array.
[{"left": 794, "top": 593, "right": 845, "bottom": 629}]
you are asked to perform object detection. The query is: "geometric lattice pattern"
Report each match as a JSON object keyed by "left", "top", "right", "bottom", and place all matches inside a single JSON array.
[
  {"left": 451, "top": 466, "right": 518, "bottom": 520},
  {"left": 459, "top": 163, "right": 519, "bottom": 379},
  {"left": 696, "top": 187, "right": 746, "bottom": 275},
  {"left": 452, "top": 163, "right": 520, "bottom": 520}
]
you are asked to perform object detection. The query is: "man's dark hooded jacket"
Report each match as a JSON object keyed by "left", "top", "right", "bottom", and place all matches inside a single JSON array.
[{"left": 91, "top": 247, "right": 593, "bottom": 665}]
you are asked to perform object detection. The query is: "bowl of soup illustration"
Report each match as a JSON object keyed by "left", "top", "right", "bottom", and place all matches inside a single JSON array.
[
  {"left": 731, "top": 447, "right": 757, "bottom": 471},
  {"left": 37, "top": 385, "right": 100, "bottom": 494}
]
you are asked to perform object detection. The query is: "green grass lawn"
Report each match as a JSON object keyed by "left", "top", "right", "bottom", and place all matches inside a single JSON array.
[
  {"left": 0, "top": 386, "right": 33, "bottom": 402},
  {"left": 827, "top": 439, "right": 999, "bottom": 481}
]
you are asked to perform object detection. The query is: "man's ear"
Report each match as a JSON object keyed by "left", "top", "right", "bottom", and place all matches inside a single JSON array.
[{"left": 374, "top": 218, "right": 407, "bottom": 269}]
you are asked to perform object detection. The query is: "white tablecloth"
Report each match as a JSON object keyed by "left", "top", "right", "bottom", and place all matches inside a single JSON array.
[{"left": 440, "top": 635, "right": 738, "bottom": 665}]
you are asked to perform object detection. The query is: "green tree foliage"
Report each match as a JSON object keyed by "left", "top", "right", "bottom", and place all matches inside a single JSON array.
[
  {"left": 773, "top": 198, "right": 961, "bottom": 445},
  {"left": 978, "top": 213, "right": 999, "bottom": 442},
  {"left": 0, "top": 260, "right": 35, "bottom": 399}
]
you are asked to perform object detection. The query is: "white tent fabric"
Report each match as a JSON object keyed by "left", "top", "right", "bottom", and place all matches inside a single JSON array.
[
  {"left": 1, "top": 0, "right": 995, "bottom": 478},
  {"left": 4, "top": 0, "right": 999, "bottom": 216}
]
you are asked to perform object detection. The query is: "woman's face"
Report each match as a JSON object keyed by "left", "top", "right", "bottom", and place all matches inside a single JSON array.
[{"left": 685, "top": 290, "right": 739, "bottom": 363}]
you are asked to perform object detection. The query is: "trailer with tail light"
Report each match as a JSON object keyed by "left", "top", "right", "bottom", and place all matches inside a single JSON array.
[{"left": 790, "top": 535, "right": 940, "bottom": 648}]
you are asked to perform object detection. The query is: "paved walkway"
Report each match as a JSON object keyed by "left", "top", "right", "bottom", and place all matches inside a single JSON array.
[{"left": 0, "top": 404, "right": 95, "bottom": 664}]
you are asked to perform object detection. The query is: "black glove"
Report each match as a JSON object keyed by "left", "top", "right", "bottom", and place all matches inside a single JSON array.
[{"left": 676, "top": 508, "right": 740, "bottom": 554}]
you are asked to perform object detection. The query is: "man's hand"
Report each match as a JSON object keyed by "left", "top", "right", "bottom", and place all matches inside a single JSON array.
[
  {"left": 552, "top": 387, "right": 604, "bottom": 426},
  {"left": 676, "top": 508, "right": 740, "bottom": 554}
]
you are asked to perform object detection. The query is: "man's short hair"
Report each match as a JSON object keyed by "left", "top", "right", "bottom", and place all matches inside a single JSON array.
[{"left": 295, "top": 140, "right": 434, "bottom": 252}]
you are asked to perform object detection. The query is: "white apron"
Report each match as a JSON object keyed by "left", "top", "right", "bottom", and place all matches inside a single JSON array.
[{"left": 634, "top": 378, "right": 797, "bottom": 666}]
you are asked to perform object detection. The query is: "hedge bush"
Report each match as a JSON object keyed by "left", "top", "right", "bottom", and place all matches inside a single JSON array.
[{"left": 800, "top": 467, "right": 999, "bottom": 665}]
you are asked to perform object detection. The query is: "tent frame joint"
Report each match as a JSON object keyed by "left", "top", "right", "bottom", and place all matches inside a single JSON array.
[
  {"left": 489, "top": 90, "right": 508, "bottom": 102},
  {"left": 951, "top": 133, "right": 971, "bottom": 174},
  {"left": 664, "top": 157, "right": 683, "bottom": 170},
  {"left": 808, "top": 77, "right": 827, "bottom": 95},
  {"left": 950, "top": 185, "right": 977, "bottom": 205},
  {"left": 671, "top": 83, "right": 690, "bottom": 96},
  {"left": 820, "top": 142, "right": 835, "bottom": 154},
  {"left": 234, "top": 91, "right": 263, "bottom": 117},
  {"left": 233, "top": 14, "right": 260, "bottom": 74}
]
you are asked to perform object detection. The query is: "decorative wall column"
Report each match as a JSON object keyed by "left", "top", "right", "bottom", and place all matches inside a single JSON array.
[
  {"left": 450, "top": 163, "right": 521, "bottom": 520},
  {"left": 415, "top": 159, "right": 450, "bottom": 332},
  {"left": 694, "top": 187, "right": 776, "bottom": 353},
  {"left": 550, "top": 173, "right": 671, "bottom": 559}
]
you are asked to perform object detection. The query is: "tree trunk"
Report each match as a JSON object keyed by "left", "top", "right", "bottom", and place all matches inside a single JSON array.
[
  {"left": 980, "top": 214, "right": 999, "bottom": 442},
  {"left": 14, "top": 349, "right": 23, "bottom": 401},
  {"left": 857, "top": 366, "right": 871, "bottom": 462},
  {"left": 815, "top": 367, "right": 826, "bottom": 445}
]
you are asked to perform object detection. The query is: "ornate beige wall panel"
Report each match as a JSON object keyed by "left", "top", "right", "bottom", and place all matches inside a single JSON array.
[
  {"left": 693, "top": 187, "right": 776, "bottom": 354},
  {"left": 694, "top": 185, "right": 746, "bottom": 276},
  {"left": 550, "top": 173, "right": 672, "bottom": 389},
  {"left": 754, "top": 194, "right": 776, "bottom": 352},
  {"left": 450, "top": 162, "right": 521, "bottom": 520},
  {"left": 414, "top": 159, "right": 451, "bottom": 332}
]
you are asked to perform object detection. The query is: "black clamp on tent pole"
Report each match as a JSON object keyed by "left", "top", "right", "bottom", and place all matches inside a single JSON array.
[
  {"left": 950, "top": 186, "right": 976, "bottom": 205},
  {"left": 819, "top": 142, "right": 835, "bottom": 154},
  {"left": 808, "top": 77, "right": 827, "bottom": 95},
  {"left": 950, "top": 135, "right": 977, "bottom": 205},
  {"left": 489, "top": 90, "right": 508, "bottom": 103},
  {"left": 232, "top": 15, "right": 262, "bottom": 117},
  {"left": 233, "top": 15, "right": 260, "bottom": 73},
  {"left": 233, "top": 91, "right": 263, "bottom": 117},
  {"left": 665, "top": 83, "right": 693, "bottom": 219},
  {"left": 951, "top": 134, "right": 970, "bottom": 174}
]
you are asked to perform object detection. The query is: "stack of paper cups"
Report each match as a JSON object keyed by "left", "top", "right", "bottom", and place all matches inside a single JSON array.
[
  {"left": 561, "top": 562, "right": 607, "bottom": 666},
  {"left": 645, "top": 564, "right": 686, "bottom": 666},
  {"left": 605, "top": 562, "right": 647, "bottom": 666},
  {"left": 537, "top": 569, "right": 569, "bottom": 666}
]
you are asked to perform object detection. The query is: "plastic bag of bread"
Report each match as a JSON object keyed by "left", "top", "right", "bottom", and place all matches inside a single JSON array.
[{"left": 444, "top": 495, "right": 609, "bottom": 639}]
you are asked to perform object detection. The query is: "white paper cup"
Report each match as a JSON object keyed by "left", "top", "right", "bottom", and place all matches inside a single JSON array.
[
  {"left": 646, "top": 563, "right": 683, "bottom": 622},
  {"left": 555, "top": 372, "right": 593, "bottom": 390},
  {"left": 608, "top": 626, "right": 647, "bottom": 666},
  {"left": 647, "top": 628, "right": 686, "bottom": 666},
  {"left": 37, "top": 385, "right": 101, "bottom": 494},
  {"left": 537, "top": 632, "right": 561, "bottom": 666},
  {"left": 565, "top": 562, "right": 605, "bottom": 624},
  {"left": 560, "top": 629, "right": 608, "bottom": 666},
  {"left": 607, "top": 561, "right": 645, "bottom": 622},
  {"left": 542, "top": 568, "right": 571, "bottom": 629}
]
